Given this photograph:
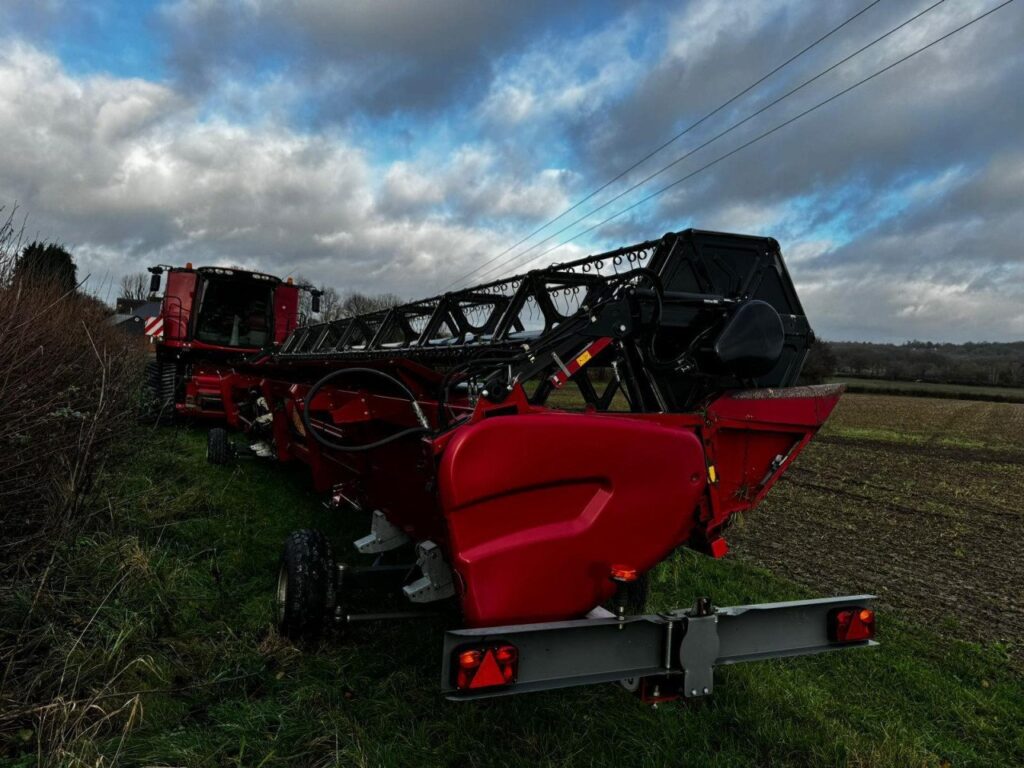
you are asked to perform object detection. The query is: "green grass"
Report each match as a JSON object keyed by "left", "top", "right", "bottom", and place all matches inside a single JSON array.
[
  {"left": 6, "top": 427, "right": 1023, "bottom": 767},
  {"left": 830, "top": 377, "right": 1024, "bottom": 403},
  {"left": 827, "top": 425, "right": 991, "bottom": 451}
]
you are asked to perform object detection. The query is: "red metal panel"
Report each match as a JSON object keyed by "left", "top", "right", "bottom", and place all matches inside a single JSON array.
[
  {"left": 438, "top": 413, "right": 707, "bottom": 626},
  {"left": 702, "top": 386, "right": 843, "bottom": 526},
  {"left": 273, "top": 284, "right": 300, "bottom": 343},
  {"left": 161, "top": 270, "right": 196, "bottom": 343}
]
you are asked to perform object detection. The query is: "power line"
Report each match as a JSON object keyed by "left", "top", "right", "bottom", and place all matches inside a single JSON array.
[
  {"left": 505, "top": 0, "right": 1016, "bottom": 276},
  {"left": 438, "top": 0, "right": 886, "bottom": 292},
  {"left": 482, "top": 0, "right": 949, "bottom": 282}
]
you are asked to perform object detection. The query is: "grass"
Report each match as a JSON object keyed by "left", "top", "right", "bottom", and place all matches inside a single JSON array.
[
  {"left": 4, "top": 426, "right": 1022, "bottom": 766},
  {"left": 829, "top": 377, "right": 1024, "bottom": 403}
]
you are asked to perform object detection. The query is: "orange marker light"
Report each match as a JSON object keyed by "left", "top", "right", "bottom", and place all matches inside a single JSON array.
[
  {"left": 829, "top": 607, "right": 876, "bottom": 643},
  {"left": 610, "top": 564, "right": 638, "bottom": 583}
]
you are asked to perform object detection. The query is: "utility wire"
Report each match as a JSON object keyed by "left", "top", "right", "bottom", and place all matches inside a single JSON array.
[
  {"left": 484, "top": 0, "right": 949, "bottom": 282},
  {"left": 505, "top": 0, "right": 1016, "bottom": 275},
  {"left": 438, "top": 0, "right": 886, "bottom": 292}
]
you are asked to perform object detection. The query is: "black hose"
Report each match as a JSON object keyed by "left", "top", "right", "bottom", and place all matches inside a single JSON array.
[{"left": 301, "top": 367, "right": 431, "bottom": 452}]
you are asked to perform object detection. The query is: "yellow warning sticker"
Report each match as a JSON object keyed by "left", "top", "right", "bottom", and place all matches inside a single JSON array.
[
  {"left": 575, "top": 350, "right": 592, "bottom": 367},
  {"left": 708, "top": 465, "right": 718, "bottom": 483}
]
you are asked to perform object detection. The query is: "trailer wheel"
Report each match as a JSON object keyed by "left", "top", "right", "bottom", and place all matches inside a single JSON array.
[
  {"left": 276, "top": 529, "right": 336, "bottom": 640},
  {"left": 207, "top": 428, "right": 231, "bottom": 465}
]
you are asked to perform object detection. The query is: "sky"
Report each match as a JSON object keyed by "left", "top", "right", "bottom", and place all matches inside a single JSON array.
[{"left": 0, "top": 0, "right": 1022, "bottom": 342}]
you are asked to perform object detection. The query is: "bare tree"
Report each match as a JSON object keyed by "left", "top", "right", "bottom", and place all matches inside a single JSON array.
[
  {"left": 119, "top": 272, "right": 148, "bottom": 301},
  {"left": 310, "top": 282, "right": 401, "bottom": 321},
  {"left": 338, "top": 291, "right": 402, "bottom": 318},
  {"left": 317, "top": 285, "right": 344, "bottom": 321}
]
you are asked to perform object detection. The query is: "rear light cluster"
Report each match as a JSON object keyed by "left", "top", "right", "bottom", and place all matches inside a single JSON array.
[
  {"left": 454, "top": 644, "right": 518, "bottom": 690},
  {"left": 829, "top": 607, "right": 876, "bottom": 643}
]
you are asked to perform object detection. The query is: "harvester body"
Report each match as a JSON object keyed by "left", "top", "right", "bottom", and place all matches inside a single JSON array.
[{"left": 146, "top": 264, "right": 301, "bottom": 420}]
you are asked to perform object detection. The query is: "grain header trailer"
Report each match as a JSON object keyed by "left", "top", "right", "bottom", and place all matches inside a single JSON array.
[{"left": 226, "top": 229, "right": 875, "bottom": 702}]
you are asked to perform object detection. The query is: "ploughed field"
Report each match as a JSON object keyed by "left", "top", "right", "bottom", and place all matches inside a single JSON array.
[{"left": 730, "top": 394, "right": 1024, "bottom": 664}]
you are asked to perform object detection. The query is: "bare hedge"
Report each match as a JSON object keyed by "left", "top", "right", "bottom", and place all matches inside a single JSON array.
[{"left": 0, "top": 209, "right": 145, "bottom": 576}]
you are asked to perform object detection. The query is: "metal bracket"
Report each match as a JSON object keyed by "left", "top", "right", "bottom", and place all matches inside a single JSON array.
[
  {"left": 442, "top": 594, "right": 877, "bottom": 700},
  {"left": 354, "top": 510, "right": 410, "bottom": 554},
  {"left": 403, "top": 540, "right": 455, "bottom": 603},
  {"left": 678, "top": 614, "right": 719, "bottom": 697}
]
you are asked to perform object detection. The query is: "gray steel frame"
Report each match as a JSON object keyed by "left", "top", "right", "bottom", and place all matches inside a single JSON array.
[{"left": 441, "top": 595, "right": 877, "bottom": 700}]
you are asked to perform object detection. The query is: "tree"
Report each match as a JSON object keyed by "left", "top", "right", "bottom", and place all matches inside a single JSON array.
[
  {"left": 316, "top": 285, "right": 344, "bottom": 321},
  {"left": 301, "top": 277, "right": 401, "bottom": 322},
  {"left": 15, "top": 241, "right": 77, "bottom": 294},
  {"left": 338, "top": 291, "right": 402, "bottom": 318},
  {"left": 799, "top": 339, "right": 837, "bottom": 385},
  {"left": 119, "top": 272, "right": 148, "bottom": 302}
]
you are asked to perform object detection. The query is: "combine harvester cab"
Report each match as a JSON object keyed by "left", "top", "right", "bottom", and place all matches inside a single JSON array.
[
  {"left": 254, "top": 229, "right": 875, "bottom": 702},
  {"left": 145, "top": 263, "right": 311, "bottom": 424}
]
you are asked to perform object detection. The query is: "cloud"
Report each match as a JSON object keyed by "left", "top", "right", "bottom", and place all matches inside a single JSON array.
[
  {"left": 0, "top": 0, "right": 1021, "bottom": 341},
  {"left": 159, "top": 0, "right": 601, "bottom": 117},
  {"left": 0, "top": 41, "right": 575, "bottom": 299}
]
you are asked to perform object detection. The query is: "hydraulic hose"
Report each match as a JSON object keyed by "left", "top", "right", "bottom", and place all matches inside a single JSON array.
[{"left": 301, "top": 367, "right": 431, "bottom": 452}]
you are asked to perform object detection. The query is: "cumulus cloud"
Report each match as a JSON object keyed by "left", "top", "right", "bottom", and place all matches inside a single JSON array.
[
  {"left": 0, "top": 0, "right": 1021, "bottom": 341},
  {"left": 0, "top": 42, "right": 560, "bottom": 297},
  {"left": 160, "top": 0, "right": 598, "bottom": 117}
]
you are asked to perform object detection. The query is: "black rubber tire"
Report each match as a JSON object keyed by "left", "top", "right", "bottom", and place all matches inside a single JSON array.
[
  {"left": 276, "top": 529, "right": 336, "bottom": 640},
  {"left": 207, "top": 428, "right": 231, "bottom": 465},
  {"left": 143, "top": 360, "right": 178, "bottom": 424}
]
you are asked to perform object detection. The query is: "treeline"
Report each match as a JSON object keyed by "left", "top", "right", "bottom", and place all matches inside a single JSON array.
[{"left": 807, "top": 340, "right": 1024, "bottom": 388}]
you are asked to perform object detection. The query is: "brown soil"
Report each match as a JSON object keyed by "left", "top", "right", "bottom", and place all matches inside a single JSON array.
[{"left": 728, "top": 394, "right": 1024, "bottom": 664}]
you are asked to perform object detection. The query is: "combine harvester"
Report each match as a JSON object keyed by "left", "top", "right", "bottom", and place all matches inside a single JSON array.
[
  {"left": 218, "top": 229, "right": 875, "bottom": 702},
  {"left": 144, "top": 263, "right": 318, "bottom": 426}
]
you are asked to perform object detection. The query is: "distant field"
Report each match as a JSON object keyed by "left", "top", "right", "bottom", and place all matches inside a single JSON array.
[{"left": 829, "top": 376, "right": 1024, "bottom": 402}]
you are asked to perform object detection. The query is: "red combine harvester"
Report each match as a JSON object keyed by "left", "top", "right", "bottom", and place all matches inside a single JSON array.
[
  {"left": 218, "top": 229, "right": 875, "bottom": 702},
  {"left": 144, "top": 263, "right": 317, "bottom": 424}
]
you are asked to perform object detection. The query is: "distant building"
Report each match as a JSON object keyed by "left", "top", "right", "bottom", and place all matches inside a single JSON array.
[
  {"left": 115, "top": 297, "right": 155, "bottom": 314},
  {"left": 109, "top": 300, "right": 162, "bottom": 336}
]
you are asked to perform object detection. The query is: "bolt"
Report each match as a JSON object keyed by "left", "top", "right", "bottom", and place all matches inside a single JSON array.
[
  {"left": 481, "top": 389, "right": 489, "bottom": 397},
  {"left": 618, "top": 324, "right": 627, "bottom": 332},
  {"left": 691, "top": 689, "right": 697, "bottom": 697},
  {"left": 703, "top": 687, "right": 709, "bottom": 694},
  {"left": 590, "top": 315, "right": 597, "bottom": 322}
]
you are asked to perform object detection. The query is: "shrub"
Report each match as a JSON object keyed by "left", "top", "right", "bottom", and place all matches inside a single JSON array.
[{"left": 0, "top": 208, "right": 146, "bottom": 759}]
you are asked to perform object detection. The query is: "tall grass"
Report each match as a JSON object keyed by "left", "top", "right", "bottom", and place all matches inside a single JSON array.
[{"left": 0, "top": 207, "right": 146, "bottom": 763}]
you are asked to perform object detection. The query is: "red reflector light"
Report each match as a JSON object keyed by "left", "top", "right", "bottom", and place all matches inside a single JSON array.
[
  {"left": 610, "top": 564, "right": 638, "bottom": 583},
  {"left": 458, "top": 650, "right": 482, "bottom": 669},
  {"left": 829, "top": 607, "right": 876, "bottom": 642},
  {"left": 453, "top": 644, "right": 518, "bottom": 690}
]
